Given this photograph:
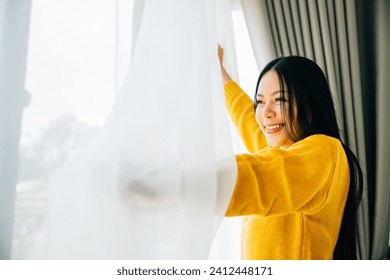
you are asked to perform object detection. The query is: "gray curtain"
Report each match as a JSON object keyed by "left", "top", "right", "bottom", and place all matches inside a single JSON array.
[
  {"left": 371, "top": 0, "right": 390, "bottom": 260},
  {"left": 240, "top": 0, "right": 390, "bottom": 259},
  {"left": 0, "top": 0, "right": 32, "bottom": 259}
]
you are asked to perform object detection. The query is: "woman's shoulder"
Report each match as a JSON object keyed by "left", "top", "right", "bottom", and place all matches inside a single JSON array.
[
  {"left": 295, "top": 134, "right": 342, "bottom": 147},
  {"left": 289, "top": 134, "right": 345, "bottom": 160}
]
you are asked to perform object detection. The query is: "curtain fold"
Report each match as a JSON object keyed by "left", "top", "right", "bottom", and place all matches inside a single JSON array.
[
  {"left": 372, "top": 0, "right": 390, "bottom": 260},
  {"left": 0, "top": 0, "right": 32, "bottom": 260},
  {"left": 239, "top": 0, "right": 390, "bottom": 259}
]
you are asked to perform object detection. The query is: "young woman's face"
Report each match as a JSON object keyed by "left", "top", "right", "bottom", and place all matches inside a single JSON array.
[{"left": 255, "top": 70, "right": 296, "bottom": 149}]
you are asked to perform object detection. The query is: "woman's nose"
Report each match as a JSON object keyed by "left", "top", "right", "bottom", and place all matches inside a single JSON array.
[{"left": 262, "top": 103, "right": 275, "bottom": 119}]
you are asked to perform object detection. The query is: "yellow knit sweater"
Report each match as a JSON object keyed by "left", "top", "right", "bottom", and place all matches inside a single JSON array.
[{"left": 224, "top": 81, "right": 350, "bottom": 260}]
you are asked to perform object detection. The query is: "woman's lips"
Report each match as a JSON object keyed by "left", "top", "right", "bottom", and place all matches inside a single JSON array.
[{"left": 263, "top": 124, "right": 284, "bottom": 134}]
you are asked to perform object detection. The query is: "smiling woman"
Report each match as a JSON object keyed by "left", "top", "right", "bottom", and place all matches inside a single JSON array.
[
  {"left": 254, "top": 70, "right": 294, "bottom": 149},
  {"left": 219, "top": 47, "right": 364, "bottom": 260}
]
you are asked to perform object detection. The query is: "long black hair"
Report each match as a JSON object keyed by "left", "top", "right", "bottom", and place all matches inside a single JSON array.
[{"left": 254, "top": 56, "right": 363, "bottom": 259}]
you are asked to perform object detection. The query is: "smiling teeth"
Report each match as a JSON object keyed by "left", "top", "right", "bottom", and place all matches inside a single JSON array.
[{"left": 265, "top": 124, "right": 283, "bottom": 130}]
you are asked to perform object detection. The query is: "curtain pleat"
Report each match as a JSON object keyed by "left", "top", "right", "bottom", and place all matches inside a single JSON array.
[
  {"left": 240, "top": 0, "right": 378, "bottom": 259},
  {"left": 334, "top": 0, "right": 355, "bottom": 145},
  {"left": 266, "top": 0, "right": 282, "bottom": 56},
  {"left": 317, "top": 0, "right": 345, "bottom": 133},
  {"left": 280, "top": 0, "right": 295, "bottom": 54},
  {"left": 372, "top": 0, "right": 390, "bottom": 260},
  {"left": 307, "top": 1, "right": 325, "bottom": 71},
  {"left": 0, "top": 0, "right": 32, "bottom": 259},
  {"left": 345, "top": 0, "right": 371, "bottom": 259},
  {"left": 317, "top": 1, "right": 332, "bottom": 85},
  {"left": 326, "top": 0, "right": 344, "bottom": 133},
  {"left": 276, "top": 0, "right": 290, "bottom": 55},
  {"left": 290, "top": 0, "right": 305, "bottom": 55},
  {"left": 297, "top": 0, "right": 314, "bottom": 60}
]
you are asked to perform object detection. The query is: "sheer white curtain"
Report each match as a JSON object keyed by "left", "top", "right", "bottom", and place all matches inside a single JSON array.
[
  {"left": 11, "top": 0, "right": 127, "bottom": 259},
  {"left": 209, "top": 1, "right": 259, "bottom": 259},
  {"left": 11, "top": 0, "right": 239, "bottom": 259},
  {"left": 0, "top": 0, "right": 32, "bottom": 260}
]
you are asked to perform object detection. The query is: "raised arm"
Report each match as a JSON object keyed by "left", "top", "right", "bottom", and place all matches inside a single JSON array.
[{"left": 218, "top": 45, "right": 266, "bottom": 152}]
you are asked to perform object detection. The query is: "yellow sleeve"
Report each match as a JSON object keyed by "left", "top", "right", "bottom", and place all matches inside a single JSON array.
[
  {"left": 224, "top": 81, "right": 267, "bottom": 153},
  {"left": 225, "top": 135, "right": 348, "bottom": 217}
]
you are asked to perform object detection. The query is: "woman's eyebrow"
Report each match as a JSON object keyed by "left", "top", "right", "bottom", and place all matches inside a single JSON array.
[{"left": 256, "top": 90, "right": 283, "bottom": 97}]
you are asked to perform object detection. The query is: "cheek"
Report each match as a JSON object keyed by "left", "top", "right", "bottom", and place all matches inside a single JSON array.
[
  {"left": 275, "top": 106, "right": 282, "bottom": 117},
  {"left": 280, "top": 105, "right": 290, "bottom": 124},
  {"left": 255, "top": 107, "right": 263, "bottom": 127}
]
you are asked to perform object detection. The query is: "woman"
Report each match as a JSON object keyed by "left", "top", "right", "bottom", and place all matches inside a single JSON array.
[{"left": 218, "top": 46, "right": 363, "bottom": 260}]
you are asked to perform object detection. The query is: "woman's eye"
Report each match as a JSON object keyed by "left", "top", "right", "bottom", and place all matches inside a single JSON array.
[
  {"left": 275, "top": 98, "right": 287, "bottom": 103},
  {"left": 256, "top": 100, "right": 264, "bottom": 104}
]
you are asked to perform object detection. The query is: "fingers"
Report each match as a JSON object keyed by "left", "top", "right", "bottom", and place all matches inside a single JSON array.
[
  {"left": 218, "top": 44, "right": 224, "bottom": 66},
  {"left": 217, "top": 44, "right": 232, "bottom": 83}
]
